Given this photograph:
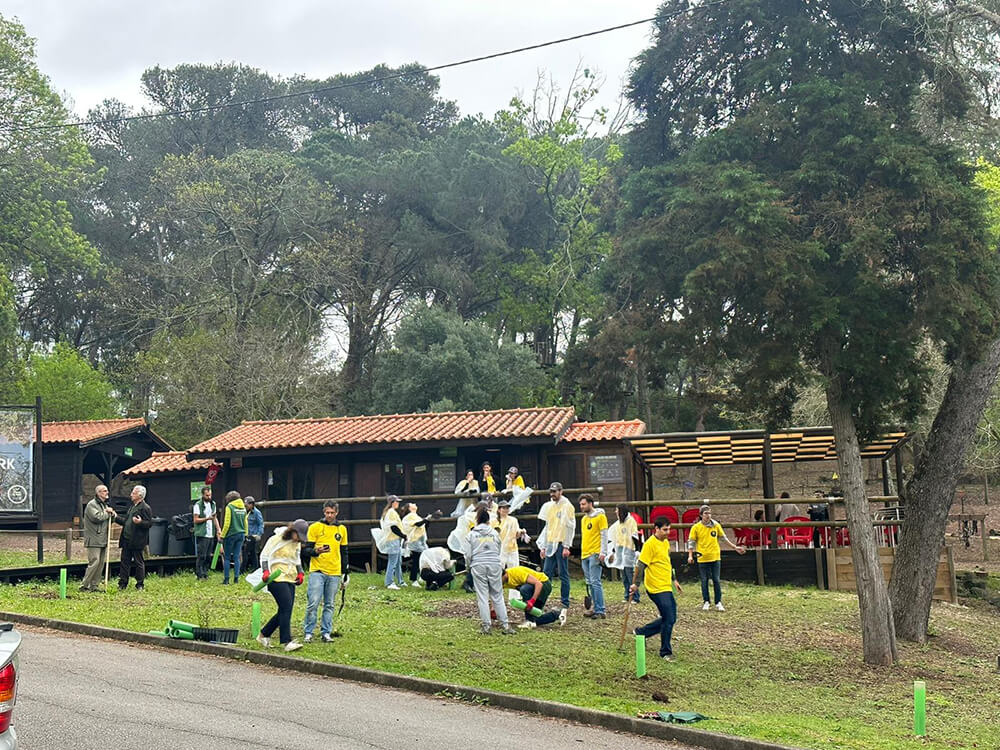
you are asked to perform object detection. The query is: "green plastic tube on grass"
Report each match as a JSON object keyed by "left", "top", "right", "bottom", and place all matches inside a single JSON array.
[
  {"left": 169, "top": 629, "right": 195, "bottom": 640},
  {"left": 252, "top": 570, "right": 282, "bottom": 592},
  {"left": 147, "top": 630, "right": 168, "bottom": 637},
  {"left": 509, "top": 598, "right": 543, "bottom": 617},
  {"left": 635, "top": 635, "right": 647, "bottom": 677},
  {"left": 211, "top": 543, "right": 222, "bottom": 569},
  {"left": 168, "top": 620, "right": 196, "bottom": 632}
]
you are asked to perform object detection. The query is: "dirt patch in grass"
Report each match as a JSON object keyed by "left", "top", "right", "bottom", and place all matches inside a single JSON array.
[{"left": 426, "top": 598, "right": 479, "bottom": 618}]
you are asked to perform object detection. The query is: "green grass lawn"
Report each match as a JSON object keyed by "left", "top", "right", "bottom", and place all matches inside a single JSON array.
[
  {"left": 0, "top": 550, "right": 58, "bottom": 568},
  {"left": 1, "top": 570, "right": 998, "bottom": 750}
]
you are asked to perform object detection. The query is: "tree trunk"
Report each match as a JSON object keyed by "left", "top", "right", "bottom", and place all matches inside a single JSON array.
[
  {"left": 890, "top": 338, "right": 1000, "bottom": 642},
  {"left": 826, "top": 376, "right": 898, "bottom": 666},
  {"left": 635, "top": 344, "right": 654, "bottom": 430}
]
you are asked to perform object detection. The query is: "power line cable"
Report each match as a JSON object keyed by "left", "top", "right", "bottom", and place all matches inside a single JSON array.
[{"left": 7, "top": 2, "right": 731, "bottom": 132}]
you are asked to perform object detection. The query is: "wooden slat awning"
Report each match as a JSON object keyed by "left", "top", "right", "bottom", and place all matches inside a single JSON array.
[{"left": 625, "top": 428, "right": 908, "bottom": 468}]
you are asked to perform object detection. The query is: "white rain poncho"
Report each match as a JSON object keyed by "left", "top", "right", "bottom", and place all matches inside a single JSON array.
[
  {"left": 605, "top": 514, "right": 640, "bottom": 569},
  {"left": 537, "top": 496, "right": 576, "bottom": 557},
  {"left": 498, "top": 514, "right": 527, "bottom": 568},
  {"left": 371, "top": 508, "right": 403, "bottom": 554},
  {"left": 447, "top": 503, "right": 478, "bottom": 554},
  {"left": 506, "top": 484, "right": 533, "bottom": 514},
  {"left": 401, "top": 510, "right": 428, "bottom": 558}
]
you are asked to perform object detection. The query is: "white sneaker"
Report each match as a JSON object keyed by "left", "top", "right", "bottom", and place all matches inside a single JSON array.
[
  {"left": 411, "top": 580, "right": 422, "bottom": 588},
  {"left": 558, "top": 608, "right": 568, "bottom": 627},
  {"left": 387, "top": 583, "right": 400, "bottom": 590},
  {"left": 399, "top": 582, "right": 408, "bottom": 587},
  {"left": 702, "top": 601, "right": 711, "bottom": 611},
  {"left": 303, "top": 634, "right": 313, "bottom": 643},
  {"left": 284, "top": 640, "right": 303, "bottom": 652},
  {"left": 715, "top": 602, "right": 726, "bottom": 612},
  {"left": 518, "top": 621, "right": 537, "bottom": 629},
  {"left": 256, "top": 635, "right": 271, "bottom": 648}
]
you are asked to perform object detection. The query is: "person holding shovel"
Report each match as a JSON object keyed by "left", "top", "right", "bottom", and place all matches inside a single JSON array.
[
  {"left": 630, "top": 516, "right": 683, "bottom": 661},
  {"left": 303, "top": 501, "right": 347, "bottom": 643},
  {"left": 258, "top": 519, "right": 308, "bottom": 652}
]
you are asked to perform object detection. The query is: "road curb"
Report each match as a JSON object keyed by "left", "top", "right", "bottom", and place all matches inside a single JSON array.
[{"left": 0, "top": 610, "right": 801, "bottom": 750}]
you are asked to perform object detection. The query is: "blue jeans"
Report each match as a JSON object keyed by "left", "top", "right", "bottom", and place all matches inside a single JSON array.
[
  {"left": 222, "top": 534, "right": 244, "bottom": 582},
  {"left": 622, "top": 566, "right": 641, "bottom": 603},
  {"left": 304, "top": 572, "right": 341, "bottom": 637},
  {"left": 698, "top": 559, "right": 722, "bottom": 604},
  {"left": 542, "top": 544, "right": 571, "bottom": 607},
  {"left": 636, "top": 590, "right": 677, "bottom": 657},
  {"left": 581, "top": 554, "right": 606, "bottom": 614},
  {"left": 517, "top": 582, "right": 560, "bottom": 625},
  {"left": 385, "top": 539, "right": 403, "bottom": 586}
]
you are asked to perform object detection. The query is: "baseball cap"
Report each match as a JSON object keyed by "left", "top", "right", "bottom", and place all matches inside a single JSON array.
[{"left": 549, "top": 481, "right": 563, "bottom": 492}]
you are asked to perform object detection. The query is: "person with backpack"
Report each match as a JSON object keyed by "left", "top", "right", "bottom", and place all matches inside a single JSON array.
[
  {"left": 192, "top": 486, "right": 219, "bottom": 580},
  {"left": 220, "top": 491, "right": 248, "bottom": 584}
]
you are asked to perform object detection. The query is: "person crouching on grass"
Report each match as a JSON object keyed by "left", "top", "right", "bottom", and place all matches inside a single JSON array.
[
  {"left": 501, "top": 566, "right": 567, "bottom": 629},
  {"left": 630, "top": 516, "right": 683, "bottom": 662},
  {"left": 687, "top": 504, "right": 745, "bottom": 611},
  {"left": 464, "top": 507, "right": 514, "bottom": 635}
]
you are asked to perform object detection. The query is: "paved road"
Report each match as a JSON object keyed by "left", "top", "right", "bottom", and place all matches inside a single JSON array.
[{"left": 14, "top": 628, "right": 693, "bottom": 750}]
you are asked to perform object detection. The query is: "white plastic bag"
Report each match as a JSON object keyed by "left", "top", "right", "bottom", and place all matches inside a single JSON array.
[{"left": 245, "top": 567, "right": 264, "bottom": 588}]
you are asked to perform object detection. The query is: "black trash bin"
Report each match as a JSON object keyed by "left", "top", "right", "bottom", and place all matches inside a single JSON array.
[
  {"left": 148, "top": 517, "right": 168, "bottom": 557},
  {"left": 167, "top": 513, "right": 195, "bottom": 556}
]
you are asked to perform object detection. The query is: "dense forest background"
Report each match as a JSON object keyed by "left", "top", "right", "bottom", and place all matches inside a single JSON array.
[{"left": 5, "top": 1, "right": 1000, "bottom": 464}]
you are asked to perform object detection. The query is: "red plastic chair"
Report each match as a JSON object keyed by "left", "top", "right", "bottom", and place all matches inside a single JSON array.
[
  {"left": 650, "top": 505, "right": 679, "bottom": 546},
  {"left": 629, "top": 511, "right": 646, "bottom": 545},
  {"left": 836, "top": 527, "right": 850, "bottom": 546},
  {"left": 778, "top": 515, "right": 813, "bottom": 548},
  {"left": 681, "top": 507, "right": 702, "bottom": 525},
  {"left": 734, "top": 527, "right": 754, "bottom": 546}
]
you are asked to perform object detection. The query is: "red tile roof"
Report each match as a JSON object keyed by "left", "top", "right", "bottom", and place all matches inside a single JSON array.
[
  {"left": 188, "top": 407, "right": 578, "bottom": 455},
  {"left": 562, "top": 419, "right": 647, "bottom": 442},
  {"left": 122, "top": 451, "right": 220, "bottom": 477},
  {"left": 42, "top": 418, "right": 149, "bottom": 445}
]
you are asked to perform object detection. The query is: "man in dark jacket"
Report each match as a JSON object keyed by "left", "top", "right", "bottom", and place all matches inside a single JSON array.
[{"left": 114, "top": 484, "right": 153, "bottom": 591}]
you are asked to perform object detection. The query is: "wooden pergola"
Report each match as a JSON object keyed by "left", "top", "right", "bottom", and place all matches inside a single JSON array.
[{"left": 623, "top": 427, "right": 911, "bottom": 514}]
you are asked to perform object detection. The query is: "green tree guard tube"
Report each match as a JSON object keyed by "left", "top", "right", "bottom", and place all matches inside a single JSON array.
[
  {"left": 168, "top": 620, "right": 197, "bottom": 632},
  {"left": 914, "top": 681, "right": 926, "bottom": 736},
  {"left": 59, "top": 568, "right": 67, "bottom": 600},
  {"left": 509, "top": 598, "right": 543, "bottom": 617},
  {"left": 251, "top": 602, "right": 261, "bottom": 637},
  {"left": 636, "top": 634, "right": 646, "bottom": 677},
  {"left": 211, "top": 543, "right": 222, "bottom": 569}
]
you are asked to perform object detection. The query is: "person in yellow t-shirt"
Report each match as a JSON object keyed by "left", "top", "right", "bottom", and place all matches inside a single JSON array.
[
  {"left": 303, "top": 500, "right": 349, "bottom": 643},
  {"left": 480, "top": 461, "right": 500, "bottom": 494},
  {"left": 687, "top": 505, "right": 745, "bottom": 611},
  {"left": 504, "top": 466, "right": 526, "bottom": 493},
  {"left": 501, "top": 566, "right": 566, "bottom": 628},
  {"left": 630, "top": 516, "right": 683, "bottom": 660},
  {"left": 578, "top": 493, "right": 609, "bottom": 619}
]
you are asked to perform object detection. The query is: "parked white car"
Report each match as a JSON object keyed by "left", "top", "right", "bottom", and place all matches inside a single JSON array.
[{"left": 0, "top": 623, "right": 19, "bottom": 750}]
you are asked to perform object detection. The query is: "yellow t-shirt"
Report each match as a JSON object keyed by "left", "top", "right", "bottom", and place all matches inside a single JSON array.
[
  {"left": 307, "top": 521, "right": 348, "bottom": 576},
  {"left": 638, "top": 536, "right": 674, "bottom": 594},
  {"left": 581, "top": 511, "right": 608, "bottom": 558},
  {"left": 689, "top": 520, "right": 724, "bottom": 563},
  {"left": 504, "top": 566, "right": 547, "bottom": 589},
  {"left": 383, "top": 508, "right": 403, "bottom": 541},
  {"left": 483, "top": 475, "right": 498, "bottom": 493},
  {"left": 506, "top": 475, "right": 526, "bottom": 491}
]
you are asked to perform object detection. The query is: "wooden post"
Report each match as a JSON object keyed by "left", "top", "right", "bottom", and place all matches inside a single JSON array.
[
  {"left": 982, "top": 519, "right": 990, "bottom": 562},
  {"left": 881, "top": 459, "right": 891, "bottom": 497},
  {"left": 815, "top": 547, "right": 826, "bottom": 590},
  {"left": 762, "top": 436, "right": 777, "bottom": 548},
  {"left": 370, "top": 497, "right": 377, "bottom": 573},
  {"left": 984, "top": 473, "right": 990, "bottom": 506},
  {"left": 36, "top": 531, "right": 44, "bottom": 564},
  {"left": 946, "top": 546, "right": 958, "bottom": 605},
  {"left": 64, "top": 528, "right": 72, "bottom": 560},
  {"left": 755, "top": 547, "right": 765, "bottom": 585},
  {"left": 35, "top": 396, "right": 44, "bottom": 564}
]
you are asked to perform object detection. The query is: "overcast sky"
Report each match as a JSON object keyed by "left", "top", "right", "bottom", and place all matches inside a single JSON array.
[{"left": 5, "top": 1, "right": 662, "bottom": 121}]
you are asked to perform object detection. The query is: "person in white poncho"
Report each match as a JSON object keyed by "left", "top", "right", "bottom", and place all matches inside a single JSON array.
[
  {"left": 402, "top": 502, "right": 430, "bottom": 587},
  {"left": 539, "top": 482, "right": 575, "bottom": 609},
  {"left": 605, "top": 504, "right": 641, "bottom": 604},
  {"left": 497, "top": 499, "right": 528, "bottom": 569}
]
